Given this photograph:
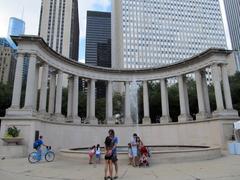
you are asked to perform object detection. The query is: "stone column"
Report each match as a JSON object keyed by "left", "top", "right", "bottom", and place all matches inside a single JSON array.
[
  {"left": 142, "top": 81, "right": 151, "bottom": 124},
  {"left": 86, "top": 80, "right": 91, "bottom": 123},
  {"left": 10, "top": 53, "right": 24, "bottom": 109},
  {"left": 195, "top": 70, "right": 208, "bottom": 120},
  {"left": 72, "top": 75, "right": 81, "bottom": 123},
  {"left": 106, "top": 81, "right": 113, "bottom": 124},
  {"left": 39, "top": 63, "right": 49, "bottom": 113},
  {"left": 33, "top": 64, "right": 40, "bottom": 111},
  {"left": 48, "top": 71, "right": 56, "bottom": 115},
  {"left": 89, "top": 79, "right": 98, "bottom": 124},
  {"left": 160, "top": 79, "right": 172, "bottom": 123},
  {"left": 222, "top": 64, "right": 233, "bottom": 109},
  {"left": 202, "top": 71, "right": 211, "bottom": 115},
  {"left": 221, "top": 64, "right": 238, "bottom": 116},
  {"left": 212, "top": 64, "right": 225, "bottom": 115},
  {"left": 67, "top": 76, "right": 73, "bottom": 120},
  {"left": 125, "top": 81, "right": 132, "bottom": 124},
  {"left": 55, "top": 70, "right": 64, "bottom": 118},
  {"left": 24, "top": 54, "right": 37, "bottom": 110},
  {"left": 178, "top": 75, "right": 192, "bottom": 122}
]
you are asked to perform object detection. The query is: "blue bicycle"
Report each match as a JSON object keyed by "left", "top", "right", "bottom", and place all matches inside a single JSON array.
[{"left": 28, "top": 146, "right": 55, "bottom": 163}]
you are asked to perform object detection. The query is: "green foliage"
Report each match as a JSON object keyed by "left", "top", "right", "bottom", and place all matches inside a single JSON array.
[
  {"left": 0, "top": 83, "right": 13, "bottom": 117},
  {"left": 229, "top": 72, "right": 240, "bottom": 115},
  {"left": 96, "top": 98, "right": 106, "bottom": 123},
  {"left": 168, "top": 83, "right": 180, "bottom": 122},
  {"left": 113, "top": 92, "right": 123, "bottom": 115},
  {"left": 5, "top": 126, "right": 20, "bottom": 137}
]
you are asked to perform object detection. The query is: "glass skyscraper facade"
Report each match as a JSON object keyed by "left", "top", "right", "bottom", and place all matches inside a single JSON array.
[
  {"left": 7, "top": 17, "right": 25, "bottom": 49},
  {"left": 85, "top": 11, "right": 111, "bottom": 67},
  {"left": 85, "top": 11, "right": 111, "bottom": 98},
  {"left": 7, "top": 17, "right": 25, "bottom": 37},
  {"left": 223, "top": 0, "right": 240, "bottom": 71},
  {"left": 112, "top": 0, "right": 227, "bottom": 69}
]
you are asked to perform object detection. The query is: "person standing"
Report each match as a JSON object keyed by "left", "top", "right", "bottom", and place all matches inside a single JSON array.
[
  {"left": 104, "top": 136, "right": 113, "bottom": 180},
  {"left": 131, "top": 133, "right": 138, "bottom": 167},
  {"left": 108, "top": 129, "right": 118, "bottom": 179}
]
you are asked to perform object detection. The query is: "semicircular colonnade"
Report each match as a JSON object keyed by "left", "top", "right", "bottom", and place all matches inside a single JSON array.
[{"left": 5, "top": 35, "right": 239, "bottom": 125}]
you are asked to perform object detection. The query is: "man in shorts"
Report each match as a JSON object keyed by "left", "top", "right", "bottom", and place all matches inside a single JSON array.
[{"left": 108, "top": 129, "right": 118, "bottom": 179}]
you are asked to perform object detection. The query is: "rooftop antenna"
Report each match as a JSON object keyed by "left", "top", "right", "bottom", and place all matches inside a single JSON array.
[{"left": 21, "top": 6, "right": 24, "bottom": 20}]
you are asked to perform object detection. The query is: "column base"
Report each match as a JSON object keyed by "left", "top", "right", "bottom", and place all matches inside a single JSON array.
[
  {"left": 160, "top": 115, "right": 172, "bottom": 123},
  {"left": 212, "top": 109, "right": 239, "bottom": 118},
  {"left": 142, "top": 117, "right": 151, "bottom": 124},
  {"left": 52, "top": 113, "right": 65, "bottom": 122},
  {"left": 66, "top": 116, "right": 73, "bottom": 123},
  {"left": 88, "top": 117, "right": 98, "bottom": 125},
  {"left": 73, "top": 116, "right": 81, "bottom": 124},
  {"left": 196, "top": 112, "right": 211, "bottom": 120},
  {"left": 6, "top": 107, "right": 34, "bottom": 117},
  {"left": 36, "top": 111, "right": 50, "bottom": 119},
  {"left": 178, "top": 114, "right": 193, "bottom": 122}
]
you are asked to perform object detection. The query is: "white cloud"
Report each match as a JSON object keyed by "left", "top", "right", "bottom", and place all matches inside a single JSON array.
[{"left": 79, "top": 0, "right": 111, "bottom": 39}]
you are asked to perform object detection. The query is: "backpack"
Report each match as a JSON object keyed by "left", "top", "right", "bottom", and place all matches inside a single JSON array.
[{"left": 33, "top": 141, "right": 40, "bottom": 149}]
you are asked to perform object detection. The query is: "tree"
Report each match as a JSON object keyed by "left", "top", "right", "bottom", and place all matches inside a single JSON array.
[{"left": 0, "top": 83, "right": 12, "bottom": 117}]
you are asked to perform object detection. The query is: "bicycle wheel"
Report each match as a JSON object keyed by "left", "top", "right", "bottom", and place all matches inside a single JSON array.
[
  {"left": 28, "top": 152, "right": 40, "bottom": 163},
  {"left": 45, "top": 151, "right": 55, "bottom": 162}
]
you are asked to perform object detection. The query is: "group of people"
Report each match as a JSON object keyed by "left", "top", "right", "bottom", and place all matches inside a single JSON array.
[
  {"left": 128, "top": 133, "right": 150, "bottom": 167},
  {"left": 88, "top": 144, "right": 101, "bottom": 164},
  {"left": 88, "top": 129, "right": 119, "bottom": 180}
]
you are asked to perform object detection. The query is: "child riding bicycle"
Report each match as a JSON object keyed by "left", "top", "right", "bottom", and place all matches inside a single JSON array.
[{"left": 33, "top": 135, "right": 47, "bottom": 159}]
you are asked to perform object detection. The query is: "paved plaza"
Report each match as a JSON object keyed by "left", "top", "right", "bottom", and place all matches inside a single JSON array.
[{"left": 0, "top": 153, "right": 240, "bottom": 180}]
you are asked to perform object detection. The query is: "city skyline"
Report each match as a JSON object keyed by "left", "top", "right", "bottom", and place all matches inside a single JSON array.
[
  {"left": 0, "top": 0, "right": 231, "bottom": 64},
  {"left": 0, "top": 0, "right": 111, "bottom": 62}
]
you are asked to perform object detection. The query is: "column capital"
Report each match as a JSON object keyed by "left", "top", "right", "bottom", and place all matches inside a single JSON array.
[
  {"left": 29, "top": 53, "right": 37, "bottom": 59},
  {"left": 16, "top": 52, "right": 25, "bottom": 58}
]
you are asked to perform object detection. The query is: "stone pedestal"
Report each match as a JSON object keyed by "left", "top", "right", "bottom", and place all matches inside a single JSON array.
[
  {"left": 0, "top": 145, "right": 27, "bottom": 158},
  {"left": 196, "top": 112, "right": 211, "bottom": 120},
  {"left": 213, "top": 109, "right": 239, "bottom": 118},
  {"left": 89, "top": 117, "right": 98, "bottom": 125},
  {"left": 178, "top": 114, "right": 193, "bottom": 122},
  {"left": 160, "top": 116, "right": 172, "bottom": 123},
  {"left": 142, "top": 117, "right": 151, "bottom": 124}
]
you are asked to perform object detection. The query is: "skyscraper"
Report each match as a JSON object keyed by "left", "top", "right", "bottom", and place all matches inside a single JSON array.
[
  {"left": 7, "top": 17, "right": 25, "bottom": 49},
  {"left": 112, "top": 0, "right": 227, "bottom": 69},
  {"left": 85, "top": 11, "right": 111, "bottom": 97},
  {"left": 0, "top": 38, "right": 16, "bottom": 84},
  {"left": 85, "top": 11, "right": 111, "bottom": 67},
  {"left": 38, "top": 0, "right": 79, "bottom": 60},
  {"left": 7, "top": 17, "right": 28, "bottom": 81},
  {"left": 223, "top": 0, "right": 240, "bottom": 70}
]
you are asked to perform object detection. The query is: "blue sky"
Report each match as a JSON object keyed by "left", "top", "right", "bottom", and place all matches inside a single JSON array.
[{"left": 0, "top": 0, "right": 111, "bottom": 62}]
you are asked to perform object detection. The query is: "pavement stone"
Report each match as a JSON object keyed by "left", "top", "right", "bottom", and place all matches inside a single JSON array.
[{"left": 0, "top": 153, "right": 240, "bottom": 180}]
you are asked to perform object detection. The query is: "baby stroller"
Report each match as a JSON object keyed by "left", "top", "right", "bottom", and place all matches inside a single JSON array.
[{"left": 139, "top": 146, "right": 150, "bottom": 167}]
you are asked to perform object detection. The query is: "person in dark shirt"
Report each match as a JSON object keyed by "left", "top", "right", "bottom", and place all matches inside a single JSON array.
[{"left": 108, "top": 129, "right": 118, "bottom": 179}]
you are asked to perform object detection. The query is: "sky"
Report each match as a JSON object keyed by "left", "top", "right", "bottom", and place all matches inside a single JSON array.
[
  {"left": 0, "top": 0, "right": 231, "bottom": 62},
  {"left": 0, "top": 0, "right": 111, "bottom": 62}
]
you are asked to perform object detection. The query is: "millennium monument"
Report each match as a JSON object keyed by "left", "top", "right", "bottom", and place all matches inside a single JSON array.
[{"left": 0, "top": 36, "right": 239, "bottom": 161}]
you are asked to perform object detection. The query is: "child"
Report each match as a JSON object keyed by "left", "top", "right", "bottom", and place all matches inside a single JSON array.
[
  {"left": 127, "top": 143, "right": 133, "bottom": 165},
  {"left": 88, "top": 145, "right": 96, "bottom": 164},
  {"left": 95, "top": 144, "right": 101, "bottom": 163},
  {"left": 139, "top": 145, "right": 150, "bottom": 167}
]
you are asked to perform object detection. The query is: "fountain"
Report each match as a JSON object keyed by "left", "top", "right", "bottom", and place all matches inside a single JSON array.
[{"left": 129, "top": 80, "right": 139, "bottom": 125}]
